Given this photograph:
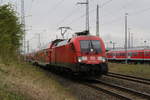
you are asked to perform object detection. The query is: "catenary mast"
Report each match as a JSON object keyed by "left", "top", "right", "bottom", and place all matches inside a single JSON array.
[{"left": 21, "top": 0, "right": 26, "bottom": 55}]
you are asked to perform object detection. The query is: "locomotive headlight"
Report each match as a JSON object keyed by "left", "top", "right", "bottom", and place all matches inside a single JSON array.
[
  {"left": 78, "top": 56, "right": 87, "bottom": 62},
  {"left": 78, "top": 57, "right": 82, "bottom": 62},
  {"left": 82, "top": 56, "right": 87, "bottom": 60},
  {"left": 102, "top": 58, "right": 106, "bottom": 62},
  {"left": 98, "top": 56, "right": 106, "bottom": 62}
]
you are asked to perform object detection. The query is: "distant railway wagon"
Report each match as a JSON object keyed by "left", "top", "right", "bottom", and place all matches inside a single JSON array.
[
  {"left": 106, "top": 49, "right": 150, "bottom": 64},
  {"left": 26, "top": 32, "right": 108, "bottom": 77}
]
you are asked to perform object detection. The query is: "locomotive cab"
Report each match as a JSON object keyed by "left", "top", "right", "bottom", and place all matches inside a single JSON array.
[{"left": 70, "top": 35, "right": 108, "bottom": 76}]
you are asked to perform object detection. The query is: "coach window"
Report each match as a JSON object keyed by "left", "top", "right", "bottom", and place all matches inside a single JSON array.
[
  {"left": 119, "top": 53, "right": 121, "bottom": 56},
  {"left": 139, "top": 52, "right": 143, "bottom": 56},
  {"left": 46, "top": 51, "right": 48, "bottom": 55},
  {"left": 133, "top": 52, "right": 138, "bottom": 56},
  {"left": 109, "top": 53, "right": 112, "bottom": 56},
  {"left": 122, "top": 53, "right": 125, "bottom": 56},
  {"left": 109, "top": 53, "right": 110, "bottom": 56},
  {"left": 145, "top": 51, "right": 150, "bottom": 56},
  {"left": 120, "top": 53, "right": 122, "bottom": 56},
  {"left": 128, "top": 52, "right": 132, "bottom": 56},
  {"left": 148, "top": 52, "right": 150, "bottom": 56},
  {"left": 120, "top": 53, "right": 123, "bottom": 56},
  {"left": 109, "top": 53, "right": 111, "bottom": 56},
  {"left": 113, "top": 53, "right": 116, "bottom": 56},
  {"left": 116, "top": 53, "right": 118, "bottom": 56},
  {"left": 115, "top": 53, "right": 118, "bottom": 56},
  {"left": 132, "top": 52, "right": 135, "bottom": 56},
  {"left": 136, "top": 52, "right": 138, "bottom": 56},
  {"left": 111, "top": 53, "right": 113, "bottom": 56}
]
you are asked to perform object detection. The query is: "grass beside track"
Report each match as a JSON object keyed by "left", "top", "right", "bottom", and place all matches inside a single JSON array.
[
  {"left": 108, "top": 63, "right": 150, "bottom": 79},
  {"left": 0, "top": 61, "right": 76, "bottom": 100}
]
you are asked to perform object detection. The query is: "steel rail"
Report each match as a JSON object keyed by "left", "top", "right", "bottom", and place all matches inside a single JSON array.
[
  {"left": 106, "top": 72, "right": 150, "bottom": 85},
  {"left": 95, "top": 80, "right": 150, "bottom": 99},
  {"left": 85, "top": 83, "right": 132, "bottom": 100},
  {"left": 108, "top": 72, "right": 150, "bottom": 81}
]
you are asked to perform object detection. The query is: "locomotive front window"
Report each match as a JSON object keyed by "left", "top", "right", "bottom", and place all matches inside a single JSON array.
[
  {"left": 80, "top": 40, "right": 90, "bottom": 52},
  {"left": 91, "top": 40, "right": 102, "bottom": 53},
  {"left": 80, "top": 40, "right": 102, "bottom": 53}
]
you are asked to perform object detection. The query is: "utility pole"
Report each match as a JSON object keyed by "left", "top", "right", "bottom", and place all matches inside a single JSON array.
[
  {"left": 77, "top": 0, "right": 90, "bottom": 33},
  {"left": 21, "top": 0, "right": 26, "bottom": 56},
  {"left": 131, "top": 33, "right": 133, "bottom": 48},
  {"left": 128, "top": 28, "right": 131, "bottom": 48},
  {"left": 0, "top": 0, "right": 3, "bottom": 5},
  {"left": 96, "top": 4, "right": 99, "bottom": 37},
  {"left": 125, "top": 13, "right": 128, "bottom": 64},
  {"left": 58, "top": 27, "right": 71, "bottom": 39},
  {"left": 15, "top": 0, "right": 18, "bottom": 13},
  {"left": 113, "top": 42, "right": 116, "bottom": 50},
  {"left": 27, "top": 41, "right": 29, "bottom": 54},
  {"left": 38, "top": 33, "right": 41, "bottom": 50}
]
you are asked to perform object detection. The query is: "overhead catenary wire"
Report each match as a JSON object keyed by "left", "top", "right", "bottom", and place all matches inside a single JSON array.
[
  {"left": 101, "top": 0, "right": 113, "bottom": 8},
  {"left": 66, "top": 0, "right": 114, "bottom": 26},
  {"left": 54, "top": 0, "right": 150, "bottom": 31},
  {"left": 56, "top": 0, "right": 114, "bottom": 29},
  {"left": 28, "top": 0, "right": 34, "bottom": 15},
  {"left": 48, "top": 0, "right": 65, "bottom": 14},
  {"left": 101, "top": 6, "right": 150, "bottom": 26},
  {"left": 98, "top": 0, "right": 135, "bottom": 25},
  {"left": 129, "top": 7, "right": 150, "bottom": 16},
  {"left": 67, "top": 8, "right": 96, "bottom": 25},
  {"left": 56, "top": 6, "right": 80, "bottom": 27}
]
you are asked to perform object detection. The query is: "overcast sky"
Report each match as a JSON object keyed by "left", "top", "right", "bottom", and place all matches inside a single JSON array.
[{"left": 1, "top": 0, "right": 150, "bottom": 51}]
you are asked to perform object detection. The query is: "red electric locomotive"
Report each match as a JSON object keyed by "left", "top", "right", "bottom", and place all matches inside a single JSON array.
[{"left": 28, "top": 31, "right": 108, "bottom": 77}]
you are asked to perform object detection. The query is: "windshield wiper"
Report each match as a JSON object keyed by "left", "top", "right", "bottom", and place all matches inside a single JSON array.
[
  {"left": 90, "top": 40, "right": 95, "bottom": 52},
  {"left": 87, "top": 41, "right": 90, "bottom": 52}
]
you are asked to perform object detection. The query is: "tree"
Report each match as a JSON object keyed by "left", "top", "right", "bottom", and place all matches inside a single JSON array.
[{"left": 0, "top": 4, "right": 23, "bottom": 63}]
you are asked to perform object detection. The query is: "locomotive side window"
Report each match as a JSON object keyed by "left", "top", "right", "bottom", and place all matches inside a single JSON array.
[
  {"left": 56, "top": 40, "right": 68, "bottom": 47},
  {"left": 70, "top": 43, "right": 75, "bottom": 51}
]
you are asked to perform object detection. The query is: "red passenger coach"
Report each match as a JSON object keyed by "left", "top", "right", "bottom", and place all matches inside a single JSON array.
[
  {"left": 107, "top": 48, "right": 150, "bottom": 64},
  {"left": 28, "top": 31, "right": 108, "bottom": 77}
]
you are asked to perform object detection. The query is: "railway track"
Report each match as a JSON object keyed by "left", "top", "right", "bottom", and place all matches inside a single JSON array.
[
  {"left": 85, "top": 79, "right": 150, "bottom": 100},
  {"left": 105, "top": 72, "right": 150, "bottom": 85},
  {"left": 85, "top": 83, "right": 132, "bottom": 100}
]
